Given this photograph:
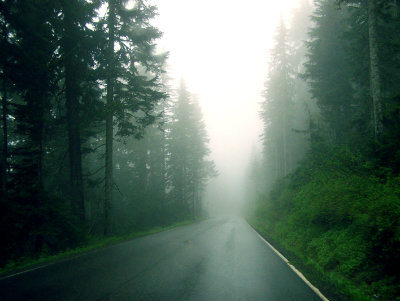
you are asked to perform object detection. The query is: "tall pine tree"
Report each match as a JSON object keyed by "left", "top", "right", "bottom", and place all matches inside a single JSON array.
[
  {"left": 261, "top": 17, "right": 294, "bottom": 183},
  {"left": 101, "top": 0, "right": 166, "bottom": 234}
]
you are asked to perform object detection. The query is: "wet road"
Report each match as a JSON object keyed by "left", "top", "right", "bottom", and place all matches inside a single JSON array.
[{"left": 0, "top": 217, "right": 322, "bottom": 300}]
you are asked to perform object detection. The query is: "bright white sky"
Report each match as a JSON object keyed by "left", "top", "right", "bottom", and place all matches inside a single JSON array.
[{"left": 150, "top": 0, "right": 303, "bottom": 215}]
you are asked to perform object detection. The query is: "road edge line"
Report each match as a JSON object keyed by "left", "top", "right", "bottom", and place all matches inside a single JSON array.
[
  {"left": 0, "top": 221, "right": 200, "bottom": 281},
  {"left": 250, "top": 226, "right": 329, "bottom": 301},
  {"left": 0, "top": 264, "right": 53, "bottom": 280}
]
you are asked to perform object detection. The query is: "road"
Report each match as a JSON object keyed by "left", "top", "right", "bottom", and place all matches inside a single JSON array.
[{"left": 0, "top": 217, "right": 323, "bottom": 300}]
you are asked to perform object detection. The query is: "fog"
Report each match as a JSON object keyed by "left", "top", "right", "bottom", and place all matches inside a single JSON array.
[{"left": 152, "top": 0, "right": 302, "bottom": 215}]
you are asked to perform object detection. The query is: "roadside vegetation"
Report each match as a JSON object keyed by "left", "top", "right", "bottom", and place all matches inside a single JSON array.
[
  {"left": 248, "top": 1, "right": 400, "bottom": 300},
  {"left": 250, "top": 146, "right": 400, "bottom": 300},
  {"left": 0, "top": 220, "right": 194, "bottom": 276}
]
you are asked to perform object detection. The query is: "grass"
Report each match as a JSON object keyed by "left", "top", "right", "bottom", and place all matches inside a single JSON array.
[
  {"left": 248, "top": 217, "right": 371, "bottom": 301},
  {"left": 249, "top": 148, "right": 400, "bottom": 301},
  {"left": 0, "top": 219, "right": 194, "bottom": 277}
]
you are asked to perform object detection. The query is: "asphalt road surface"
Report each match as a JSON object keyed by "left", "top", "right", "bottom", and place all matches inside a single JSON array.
[{"left": 0, "top": 217, "right": 323, "bottom": 300}]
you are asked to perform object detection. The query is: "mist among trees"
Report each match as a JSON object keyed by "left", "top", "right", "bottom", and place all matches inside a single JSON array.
[
  {"left": 0, "top": 0, "right": 215, "bottom": 266},
  {"left": 249, "top": 0, "right": 400, "bottom": 299},
  {"left": 1, "top": 0, "right": 400, "bottom": 300}
]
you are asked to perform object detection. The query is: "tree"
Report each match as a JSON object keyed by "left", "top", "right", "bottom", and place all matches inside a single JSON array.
[
  {"left": 287, "top": 0, "right": 315, "bottom": 166},
  {"left": 187, "top": 95, "right": 213, "bottom": 217},
  {"left": 104, "top": 0, "right": 116, "bottom": 236},
  {"left": 101, "top": 0, "right": 167, "bottom": 234},
  {"left": 261, "top": 17, "right": 294, "bottom": 181},
  {"left": 304, "top": 0, "right": 354, "bottom": 144},
  {"left": 0, "top": 12, "right": 12, "bottom": 198},
  {"left": 367, "top": 0, "right": 383, "bottom": 139},
  {"left": 0, "top": 0, "right": 65, "bottom": 201},
  {"left": 61, "top": 0, "right": 101, "bottom": 223},
  {"left": 0, "top": 0, "right": 186, "bottom": 266},
  {"left": 335, "top": 0, "right": 399, "bottom": 139},
  {"left": 0, "top": 0, "right": 94, "bottom": 263},
  {"left": 167, "top": 81, "right": 192, "bottom": 216},
  {"left": 167, "top": 81, "right": 216, "bottom": 219}
]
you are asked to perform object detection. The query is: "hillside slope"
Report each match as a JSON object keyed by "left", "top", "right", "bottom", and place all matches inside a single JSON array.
[{"left": 250, "top": 147, "right": 400, "bottom": 301}]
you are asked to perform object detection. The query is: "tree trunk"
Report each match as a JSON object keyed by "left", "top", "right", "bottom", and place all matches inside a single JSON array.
[
  {"left": 368, "top": 0, "right": 383, "bottom": 139},
  {"left": 273, "top": 143, "right": 276, "bottom": 180},
  {"left": 35, "top": 92, "right": 45, "bottom": 191},
  {"left": 305, "top": 103, "right": 314, "bottom": 146},
  {"left": 1, "top": 23, "right": 9, "bottom": 199},
  {"left": 160, "top": 131, "right": 167, "bottom": 213},
  {"left": 1, "top": 79, "right": 8, "bottom": 197},
  {"left": 104, "top": 0, "right": 116, "bottom": 236},
  {"left": 63, "top": 2, "right": 85, "bottom": 222},
  {"left": 283, "top": 115, "right": 288, "bottom": 176},
  {"left": 192, "top": 175, "right": 197, "bottom": 219}
]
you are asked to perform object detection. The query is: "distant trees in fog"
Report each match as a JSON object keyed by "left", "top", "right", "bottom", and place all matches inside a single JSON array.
[{"left": 259, "top": 0, "right": 314, "bottom": 188}]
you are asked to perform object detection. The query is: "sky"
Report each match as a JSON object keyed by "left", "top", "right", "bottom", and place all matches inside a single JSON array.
[{"left": 150, "top": 0, "right": 303, "bottom": 215}]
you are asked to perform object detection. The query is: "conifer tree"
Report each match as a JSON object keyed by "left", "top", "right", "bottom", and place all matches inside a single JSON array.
[
  {"left": 335, "top": 0, "right": 400, "bottom": 139},
  {"left": 0, "top": 0, "right": 98, "bottom": 262},
  {"left": 304, "top": 0, "right": 354, "bottom": 144},
  {"left": 61, "top": 0, "right": 101, "bottom": 223},
  {"left": 101, "top": 0, "right": 166, "bottom": 234},
  {"left": 0, "top": 10, "right": 12, "bottom": 199},
  {"left": 287, "top": 0, "right": 315, "bottom": 165},
  {"left": 167, "top": 81, "right": 216, "bottom": 219},
  {"left": 261, "top": 18, "right": 294, "bottom": 181}
]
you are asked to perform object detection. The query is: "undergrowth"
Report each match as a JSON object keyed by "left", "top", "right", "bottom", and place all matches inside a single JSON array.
[{"left": 250, "top": 147, "right": 400, "bottom": 301}]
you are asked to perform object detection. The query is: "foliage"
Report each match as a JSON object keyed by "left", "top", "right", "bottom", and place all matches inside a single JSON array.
[
  {"left": 167, "top": 81, "right": 217, "bottom": 220},
  {"left": 252, "top": 148, "right": 400, "bottom": 300},
  {"left": 0, "top": 0, "right": 214, "bottom": 269},
  {"left": 252, "top": 0, "right": 400, "bottom": 300},
  {"left": 260, "top": 17, "right": 295, "bottom": 181}
]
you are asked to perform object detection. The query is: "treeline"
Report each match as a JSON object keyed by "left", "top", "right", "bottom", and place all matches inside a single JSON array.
[
  {"left": 251, "top": 0, "right": 400, "bottom": 300},
  {"left": 0, "top": 1, "right": 215, "bottom": 267}
]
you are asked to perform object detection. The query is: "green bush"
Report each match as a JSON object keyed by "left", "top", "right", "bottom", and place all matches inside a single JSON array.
[{"left": 252, "top": 147, "right": 400, "bottom": 301}]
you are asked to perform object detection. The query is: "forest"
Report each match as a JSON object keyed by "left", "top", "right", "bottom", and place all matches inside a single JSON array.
[
  {"left": 249, "top": 0, "right": 400, "bottom": 300},
  {"left": 1, "top": 0, "right": 400, "bottom": 300},
  {"left": 0, "top": 0, "right": 216, "bottom": 269}
]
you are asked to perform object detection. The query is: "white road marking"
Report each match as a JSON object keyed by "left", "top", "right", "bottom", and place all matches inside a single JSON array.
[
  {"left": 250, "top": 225, "right": 330, "bottom": 301},
  {"left": 0, "top": 248, "right": 102, "bottom": 280},
  {"left": 0, "top": 223, "right": 194, "bottom": 281},
  {"left": 0, "top": 264, "right": 52, "bottom": 280}
]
